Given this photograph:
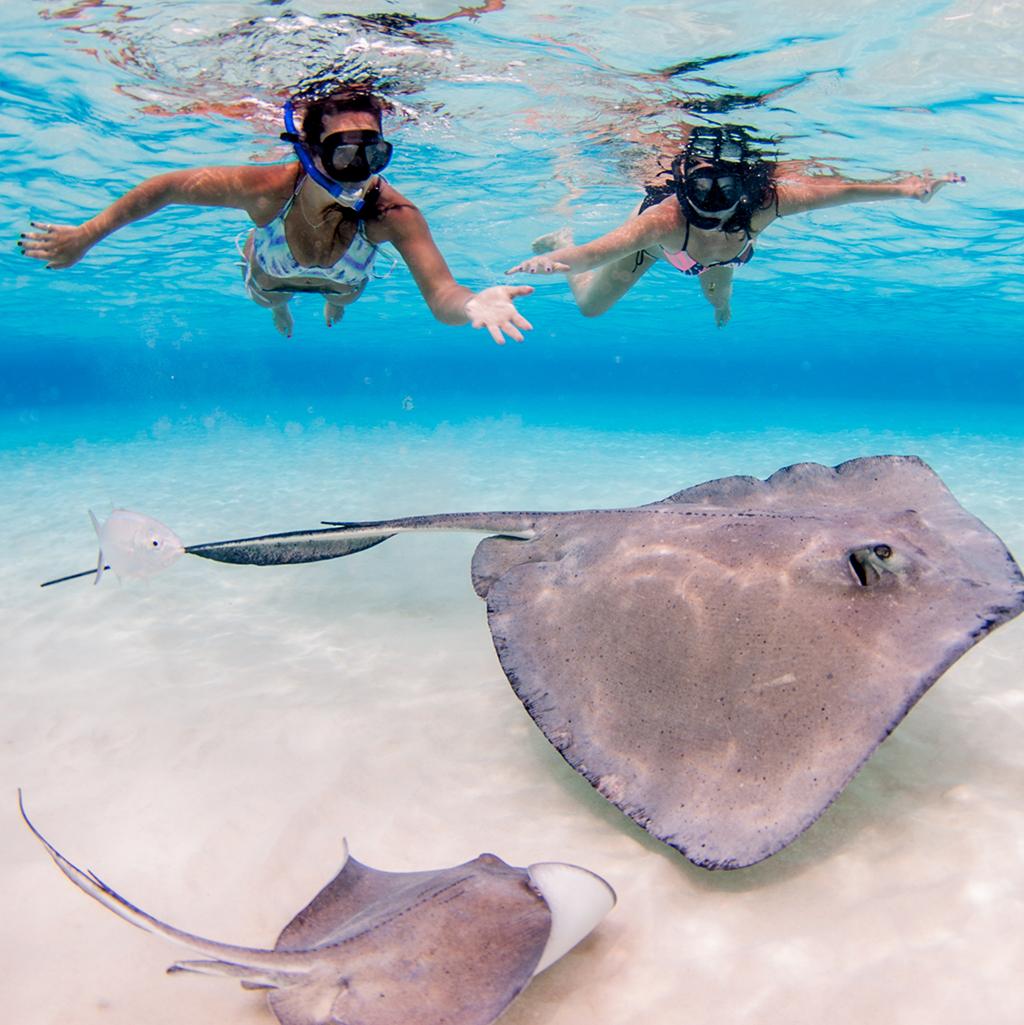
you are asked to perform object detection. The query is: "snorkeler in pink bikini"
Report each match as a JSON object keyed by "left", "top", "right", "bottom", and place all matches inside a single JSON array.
[
  {"left": 508, "top": 125, "right": 962, "bottom": 327},
  {"left": 20, "top": 87, "right": 533, "bottom": 344}
]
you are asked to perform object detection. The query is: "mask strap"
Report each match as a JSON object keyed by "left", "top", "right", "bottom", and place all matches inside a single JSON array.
[{"left": 281, "top": 101, "right": 365, "bottom": 212}]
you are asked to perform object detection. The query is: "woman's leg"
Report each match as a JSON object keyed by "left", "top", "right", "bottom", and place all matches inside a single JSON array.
[
  {"left": 699, "top": 265, "right": 733, "bottom": 327},
  {"left": 242, "top": 239, "right": 295, "bottom": 338},
  {"left": 532, "top": 229, "right": 655, "bottom": 317},
  {"left": 323, "top": 280, "right": 365, "bottom": 328}
]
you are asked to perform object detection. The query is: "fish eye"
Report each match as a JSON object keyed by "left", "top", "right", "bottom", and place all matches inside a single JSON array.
[
  {"left": 151, "top": 539, "right": 160, "bottom": 547},
  {"left": 873, "top": 544, "right": 892, "bottom": 560}
]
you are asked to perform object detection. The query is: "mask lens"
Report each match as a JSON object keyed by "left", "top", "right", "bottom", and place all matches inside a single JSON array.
[
  {"left": 318, "top": 132, "right": 393, "bottom": 182},
  {"left": 715, "top": 175, "right": 742, "bottom": 203},
  {"left": 364, "top": 140, "right": 393, "bottom": 174},
  {"left": 689, "top": 175, "right": 715, "bottom": 200},
  {"left": 326, "top": 143, "right": 361, "bottom": 175}
]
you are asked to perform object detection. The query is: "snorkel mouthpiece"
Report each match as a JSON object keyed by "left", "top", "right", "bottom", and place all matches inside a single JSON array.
[{"left": 281, "top": 100, "right": 366, "bottom": 211}]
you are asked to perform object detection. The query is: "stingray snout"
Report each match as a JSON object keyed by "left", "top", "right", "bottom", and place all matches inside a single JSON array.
[{"left": 527, "top": 862, "right": 616, "bottom": 975}]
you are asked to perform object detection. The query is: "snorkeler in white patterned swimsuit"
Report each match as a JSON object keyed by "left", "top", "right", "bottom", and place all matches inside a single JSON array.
[
  {"left": 20, "top": 88, "right": 534, "bottom": 345},
  {"left": 241, "top": 172, "right": 386, "bottom": 334},
  {"left": 247, "top": 180, "right": 381, "bottom": 291}
]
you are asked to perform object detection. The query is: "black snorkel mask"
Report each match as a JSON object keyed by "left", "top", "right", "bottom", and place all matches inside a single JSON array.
[
  {"left": 673, "top": 127, "right": 749, "bottom": 230},
  {"left": 281, "top": 101, "right": 393, "bottom": 211}
]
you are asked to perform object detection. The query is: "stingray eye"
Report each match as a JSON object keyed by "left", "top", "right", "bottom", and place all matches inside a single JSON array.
[{"left": 848, "top": 545, "right": 897, "bottom": 587}]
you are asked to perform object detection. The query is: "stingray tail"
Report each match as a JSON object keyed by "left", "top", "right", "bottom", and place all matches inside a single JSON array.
[
  {"left": 185, "top": 513, "right": 537, "bottom": 568},
  {"left": 17, "top": 791, "right": 306, "bottom": 973},
  {"left": 185, "top": 526, "right": 396, "bottom": 566}
]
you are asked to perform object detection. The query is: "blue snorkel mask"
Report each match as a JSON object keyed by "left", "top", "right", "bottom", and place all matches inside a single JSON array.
[{"left": 281, "top": 100, "right": 393, "bottom": 211}]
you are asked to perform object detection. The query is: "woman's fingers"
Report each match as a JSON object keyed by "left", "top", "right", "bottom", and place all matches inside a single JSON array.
[
  {"left": 20, "top": 223, "right": 60, "bottom": 255},
  {"left": 505, "top": 258, "right": 568, "bottom": 274},
  {"left": 18, "top": 223, "right": 86, "bottom": 268},
  {"left": 17, "top": 238, "right": 53, "bottom": 260}
]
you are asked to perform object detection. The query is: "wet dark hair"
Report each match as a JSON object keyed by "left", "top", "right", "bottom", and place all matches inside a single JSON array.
[
  {"left": 637, "top": 125, "right": 778, "bottom": 235},
  {"left": 299, "top": 88, "right": 389, "bottom": 146},
  {"left": 677, "top": 126, "right": 777, "bottom": 235}
]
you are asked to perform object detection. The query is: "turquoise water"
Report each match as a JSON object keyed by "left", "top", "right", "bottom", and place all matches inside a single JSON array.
[
  {"left": 4, "top": 3, "right": 1024, "bottom": 1025},
  {"left": 4, "top": 0, "right": 1022, "bottom": 424}
]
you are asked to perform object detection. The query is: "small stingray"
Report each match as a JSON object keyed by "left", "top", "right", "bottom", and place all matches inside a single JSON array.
[
  {"left": 20, "top": 794, "right": 614, "bottom": 1025},
  {"left": 41, "top": 457, "right": 1024, "bottom": 868}
]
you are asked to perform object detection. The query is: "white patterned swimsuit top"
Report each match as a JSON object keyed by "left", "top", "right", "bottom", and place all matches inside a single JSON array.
[{"left": 251, "top": 179, "right": 378, "bottom": 289}]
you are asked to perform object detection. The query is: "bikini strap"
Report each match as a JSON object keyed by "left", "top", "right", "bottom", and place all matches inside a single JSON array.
[{"left": 278, "top": 171, "right": 306, "bottom": 220}]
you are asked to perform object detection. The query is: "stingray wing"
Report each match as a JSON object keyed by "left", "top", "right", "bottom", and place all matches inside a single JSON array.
[
  {"left": 270, "top": 853, "right": 551, "bottom": 1025},
  {"left": 477, "top": 456, "right": 1024, "bottom": 869}
]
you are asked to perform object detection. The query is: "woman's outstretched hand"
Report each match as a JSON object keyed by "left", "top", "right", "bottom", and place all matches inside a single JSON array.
[
  {"left": 902, "top": 171, "right": 966, "bottom": 203},
  {"left": 465, "top": 285, "right": 535, "bottom": 344},
  {"left": 506, "top": 254, "right": 571, "bottom": 275},
  {"left": 17, "top": 222, "right": 94, "bottom": 268}
]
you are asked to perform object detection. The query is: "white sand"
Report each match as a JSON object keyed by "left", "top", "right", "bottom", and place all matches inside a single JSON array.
[{"left": 3, "top": 410, "right": 1023, "bottom": 1025}]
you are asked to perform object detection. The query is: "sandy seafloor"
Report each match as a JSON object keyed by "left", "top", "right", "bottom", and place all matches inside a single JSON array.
[{"left": 3, "top": 403, "right": 1023, "bottom": 1025}]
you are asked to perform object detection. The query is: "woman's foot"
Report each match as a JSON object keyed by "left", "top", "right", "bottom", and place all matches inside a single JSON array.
[
  {"left": 324, "top": 300, "right": 346, "bottom": 328},
  {"left": 531, "top": 227, "right": 574, "bottom": 253},
  {"left": 272, "top": 303, "right": 294, "bottom": 339}
]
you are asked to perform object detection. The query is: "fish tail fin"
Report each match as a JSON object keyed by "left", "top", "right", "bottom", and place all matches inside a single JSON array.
[{"left": 88, "top": 510, "right": 105, "bottom": 585}]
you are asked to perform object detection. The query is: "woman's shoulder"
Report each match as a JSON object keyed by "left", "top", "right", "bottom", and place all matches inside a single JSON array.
[
  {"left": 195, "top": 161, "right": 295, "bottom": 194},
  {"left": 192, "top": 162, "right": 297, "bottom": 222},
  {"left": 374, "top": 178, "right": 418, "bottom": 214},
  {"left": 241, "top": 162, "right": 298, "bottom": 209},
  {"left": 636, "top": 188, "right": 685, "bottom": 233},
  {"left": 366, "top": 179, "right": 424, "bottom": 240}
]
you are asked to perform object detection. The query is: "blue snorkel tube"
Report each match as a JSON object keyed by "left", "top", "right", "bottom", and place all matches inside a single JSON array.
[{"left": 281, "top": 100, "right": 366, "bottom": 212}]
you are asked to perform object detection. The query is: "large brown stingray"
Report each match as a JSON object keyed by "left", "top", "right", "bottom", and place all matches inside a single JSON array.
[
  {"left": 41, "top": 456, "right": 1024, "bottom": 868},
  {"left": 172, "top": 456, "right": 1024, "bottom": 869},
  {"left": 20, "top": 795, "right": 614, "bottom": 1025}
]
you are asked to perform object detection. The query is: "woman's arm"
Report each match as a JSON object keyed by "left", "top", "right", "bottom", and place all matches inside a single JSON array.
[
  {"left": 383, "top": 203, "right": 534, "bottom": 345},
  {"left": 773, "top": 170, "right": 963, "bottom": 219},
  {"left": 19, "top": 164, "right": 289, "bottom": 268},
  {"left": 506, "top": 201, "right": 677, "bottom": 276}
]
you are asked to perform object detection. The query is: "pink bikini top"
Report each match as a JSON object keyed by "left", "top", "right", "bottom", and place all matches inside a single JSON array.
[{"left": 661, "top": 219, "right": 755, "bottom": 276}]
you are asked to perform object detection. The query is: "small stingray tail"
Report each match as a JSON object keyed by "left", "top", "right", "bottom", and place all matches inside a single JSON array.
[
  {"left": 17, "top": 791, "right": 304, "bottom": 974},
  {"left": 185, "top": 525, "right": 395, "bottom": 567}
]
